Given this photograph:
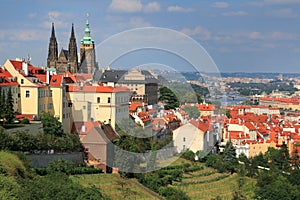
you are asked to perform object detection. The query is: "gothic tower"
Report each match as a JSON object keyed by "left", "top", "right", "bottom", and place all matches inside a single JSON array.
[
  {"left": 68, "top": 24, "right": 78, "bottom": 73},
  {"left": 79, "top": 16, "right": 97, "bottom": 74},
  {"left": 47, "top": 23, "right": 58, "bottom": 69}
]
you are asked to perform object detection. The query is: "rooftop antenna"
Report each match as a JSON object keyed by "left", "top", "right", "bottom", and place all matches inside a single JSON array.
[{"left": 27, "top": 54, "right": 31, "bottom": 63}]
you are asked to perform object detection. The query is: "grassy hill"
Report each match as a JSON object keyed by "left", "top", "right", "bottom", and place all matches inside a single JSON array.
[
  {"left": 71, "top": 173, "right": 162, "bottom": 200},
  {"left": 72, "top": 158, "right": 256, "bottom": 200}
]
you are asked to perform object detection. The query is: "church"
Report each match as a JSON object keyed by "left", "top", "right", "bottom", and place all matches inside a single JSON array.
[{"left": 47, "top": 18, "right": 97, "bottom": 74}]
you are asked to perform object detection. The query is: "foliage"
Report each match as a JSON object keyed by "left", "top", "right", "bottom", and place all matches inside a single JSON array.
[
  {"left": 159, "top": 87, "right": 180, "bottom": 109},
  {"left": 21, "top": 173, "right": 106, "bottom": 200},
  {"left": 228, "top": 82, "right": 298, "bottom": 96},
  {"left": 181, "top": 150, "right": 195, "bottom": 162},
  {"left": 182, "top": 106, "right": 200, "bottom": 119},
  {"left": 255, "top": 171, "right": 300, "bottom": 200},
  {"left": 40, "top": 111, "right": 64, "bottom": 137},
  {"left": 0, "top": 151, "right": 27, "bottom": 178},
  {"left": 0, "top": 174, "right": 22, "bottom": 200},
  {"left": 47, "top": 159, "right": 75, "bottom": 175},
  {"left": 20, "top": 118, "right": 30, "bottom": 124},
  {"left": 5, "top": 87, "right": 14, "bottom": 123}
]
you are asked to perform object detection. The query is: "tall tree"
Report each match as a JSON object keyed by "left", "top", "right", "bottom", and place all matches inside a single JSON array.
[
  {"left": 0, "top": 88, "right": 5, "bottom": 121},
  {"left": 159, "top": 87, "right": 179, "bottom": 110},
  {"left": 182, "top": 105, "right": 200, "bottom": 119},
  {"left": 5, "top": 87, "right": 14, "bottom": 123},
  {"left": 40, "top": 112, "right": 64, "bottom": 137}
]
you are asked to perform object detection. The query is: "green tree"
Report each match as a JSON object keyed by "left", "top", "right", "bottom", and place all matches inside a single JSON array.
[
  {"left": 0, "top": 174, "right": 22, "bottom": 200},
  {"left": 182, "top": 106, "right": 200, "bottom": 119},
  {"left": 0, "top": 87, "right": 4, "bottom": 121},
  {"left": 40, "top": 111, "right": 64, "bottom": 137},
  {"left": 5, "top": 87, "right": 14, "bottom": 123},
  {"left": 47, "top": 159, "right": 75, "bottom": 175},
  {"left": 159, "top": 87, "right": 179, "bottom": 110},
  {"left": 255, "top": 172, "right": 299, "bottom": 200},
  {"left": 181, "top": 150, "right": 195, "bottom": 161},
  {"left": 0, "top": 89, "right": 6, "bottom": 122}
]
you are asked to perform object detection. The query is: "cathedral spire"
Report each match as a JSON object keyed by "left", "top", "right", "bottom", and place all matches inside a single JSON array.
[
  {"left": 70, "top": 23, "right": 75, "bottom": 39},
  {"left": 81, "top": 14, "right": 94, "bottom": 45},
  {"left": 51, "top": 22, "right": 56, "bottom": 38},
  {"left": 47, "top": 22, "right": 58, "bottom": 68},
  {"left": 68, "top": 23, "right": 78, "bottom": 73}
]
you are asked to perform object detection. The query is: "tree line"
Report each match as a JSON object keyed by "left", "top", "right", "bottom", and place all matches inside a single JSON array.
[{"left": 0, "top": 87, "right": 14, "bottom": 124}]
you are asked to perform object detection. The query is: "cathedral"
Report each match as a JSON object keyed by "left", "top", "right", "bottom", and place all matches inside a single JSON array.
[{"left": 47, "top": 18, "right": 97, "bottom": 74}]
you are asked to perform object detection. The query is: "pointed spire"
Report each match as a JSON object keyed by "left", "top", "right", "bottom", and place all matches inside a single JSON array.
[
  {"left": 70, "top": 23, "right": 75, "bottom": 39},
  {"left": 81, "top": 13, "right": 94, "bottom": 45},
  {"left": 51, "top": 22, "right": 56, "bottom": 38},
  {"left": 84, "top": 15, "right": 91, "bottom": 37}
]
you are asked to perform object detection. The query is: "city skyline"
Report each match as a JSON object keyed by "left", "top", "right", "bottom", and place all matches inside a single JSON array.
[{"left": 0, "top": 0, "right": 300, "bottom": 73}]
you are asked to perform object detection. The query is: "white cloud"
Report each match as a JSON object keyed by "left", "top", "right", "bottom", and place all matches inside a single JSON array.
[
  {"left": 167, "top": 5, "right": 194, "bottom": 12},
  {"left": 129, "top": 17, "right": 151, "bottom": 27},
  {"left": 221, "top": 11, "right": 248, "bottom": 16},
  {"left": 40, "top": 11, "right": 69, "bottom": 29},
  {"left": 211, "top": 2, "right": 229, "bottom": 8},
  {"left": 249, "top": 32, "right": 264, "bottom": 39},
  {"left": 249, "top": 0, "right": 300, "bottom": 6},
  {"left": 181, "top": 26, "right": 211, "bottom": 40},
  {"left": 143, "top": 2, "right": 160, "bottom": 13},
  {"left": 0, "top": 29, "right": 47, "bottom": 41},
  {"left": 266, "top": 8, "right": 298, "bottom": 18},
  {"left": 109, "top": 0, "right": 142, "bottom": 13},
  {"left": 271, "top": 31, "right": 297, "bottom": 40},
  {"left": 109, "top": 0, "right": 160, "bottom": 13}
]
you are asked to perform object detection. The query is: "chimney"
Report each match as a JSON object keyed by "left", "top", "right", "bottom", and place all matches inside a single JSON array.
[
  {"left": 46, "top": 69, "right": 50, "bottom": 84},
  {"left": 22, "top": 62, "right": 28, "bottom": 76},
  {"left": 81, "top": 125, "right": 86, "bottom": 133}
]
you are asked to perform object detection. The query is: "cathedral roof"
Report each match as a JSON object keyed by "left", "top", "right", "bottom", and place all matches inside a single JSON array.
[{"left": 80, "top": 17, "right": 94, "bottom": 45}]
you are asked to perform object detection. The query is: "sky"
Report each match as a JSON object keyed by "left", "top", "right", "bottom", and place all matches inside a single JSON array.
[{"left": 0, "top": 0, "right": 300, "bottom": 73}]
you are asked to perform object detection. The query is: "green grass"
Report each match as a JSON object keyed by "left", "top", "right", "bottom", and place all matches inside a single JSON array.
[{"left": 71, "top": 173, "right": 160, "bottom": 200}]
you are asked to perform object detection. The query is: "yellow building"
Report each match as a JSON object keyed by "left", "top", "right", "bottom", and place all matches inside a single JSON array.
[
  {"left": 3, "top": 59, "right": 72, "bottom": 133},
  {"left": 67, "top": 84, "right": 131, "bottom": 129}
]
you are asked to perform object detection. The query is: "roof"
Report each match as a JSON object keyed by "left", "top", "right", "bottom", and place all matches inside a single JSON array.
[
  {"left": 129, "top": 103, "right": 143, "bottom": 111},
  {"left": 50, "top": 74, "right": 63, "bottom": 86},
  {"left": 67, "top": 85, "right": 130, "bottom": 93},
  {"left": 0, "top": 68, "right": 19, "bottom": 86},
  {"left": 72, "top": 121, "right": 101, "bottom": 135},
  {"left": 99, "top": 123, "right": 119, "bottom": 141},
  {"left": 98, "top": 69, "right": 158, "bottom": 84},
  {"left": 190, "top": 119, "right": 210, "bottom": 132}
]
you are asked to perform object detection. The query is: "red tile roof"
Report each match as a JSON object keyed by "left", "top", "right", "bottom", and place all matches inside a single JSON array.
[
  {"left": 190, "top": 119, "right": 210, "bottom": 132},
  {"left": 68, "top": 85, "right": 130, "bottom": 93},
  {"left": 50, "top": 74, "right": 63, "bottom": 87}
]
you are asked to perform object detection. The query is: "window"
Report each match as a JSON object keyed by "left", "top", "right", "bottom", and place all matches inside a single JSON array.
[
  {"left": 108, "top": 97, "right": 111, "bottom": 103},
  {"left": 50, "top": 90, "right": 53, "bottom": 97},
  {"left": 97, "top": 97, "right": 101, "bottom": 103},
  {"left": 21, "top": 79, "right": 24, "bottom": 84},
  {"left": 25, "top": 90, "right": 30, "bottom": 98},
  {"left": 183, "top": 137, "right": 186, "bottom": 142},
  {"left": 183, "top": 145, "right": 186, "bottom": 151},
  {"left": 83, "top": 106, "right": 86, "bottom": 110}
]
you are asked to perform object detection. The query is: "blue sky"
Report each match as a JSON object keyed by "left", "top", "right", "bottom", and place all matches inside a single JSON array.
[{"left": 0, "top": 0, "right": 300, "bottom": 73}]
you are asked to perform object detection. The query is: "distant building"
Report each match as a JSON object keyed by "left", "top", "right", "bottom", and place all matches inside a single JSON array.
[
  {"left": 97, "top": 68, "right": 159, "bottom": 105},
  {"left": 47, "top": 23, "right": 78, "bottom": 74},
  {"left": 79, "top": 17, "right": 98, "bottom": 74}
]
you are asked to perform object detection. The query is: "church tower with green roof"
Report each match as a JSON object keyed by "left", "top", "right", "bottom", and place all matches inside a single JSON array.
[{"left": 79, "top": 16, "right": 97, "bottom": 74}]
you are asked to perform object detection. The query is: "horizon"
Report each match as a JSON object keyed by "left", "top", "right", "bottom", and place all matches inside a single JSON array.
[{"left": 1, "top": 0, "right": 300, "bottom": 73}]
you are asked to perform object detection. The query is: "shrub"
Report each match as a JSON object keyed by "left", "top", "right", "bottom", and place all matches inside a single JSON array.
[{"left": 20, "top": 118, "right": 30, "bottom": 124}]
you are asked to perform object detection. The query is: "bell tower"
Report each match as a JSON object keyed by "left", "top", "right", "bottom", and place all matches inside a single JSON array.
[
  {"left": 79, "top": 14, "right": 97, "bottom": 74},
  {"left": 47, "top": 23, "right": 58, "bottom": 69}
]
